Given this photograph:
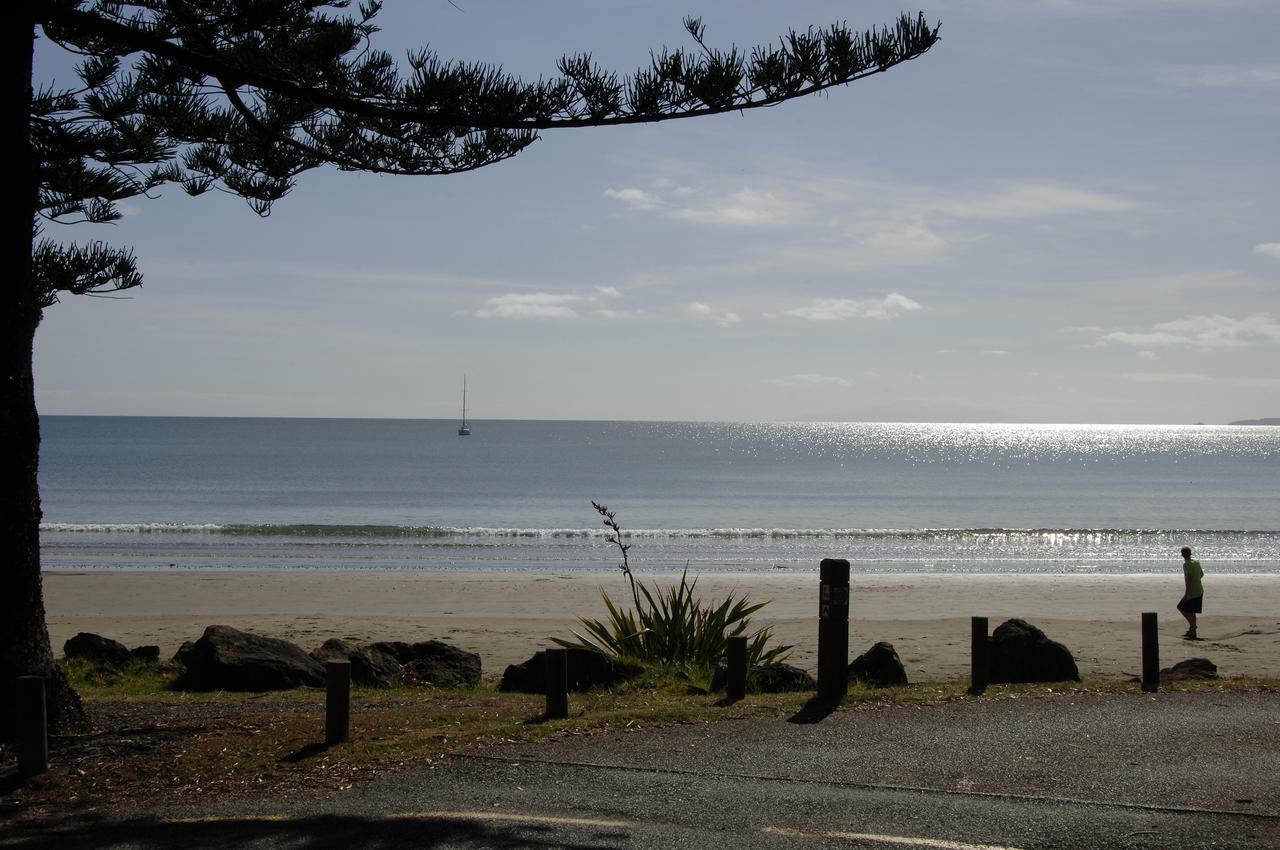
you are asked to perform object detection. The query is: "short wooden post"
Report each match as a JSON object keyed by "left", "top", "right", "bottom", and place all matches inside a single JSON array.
[
  {"left": 817, "top": 558, "right": 851, "bottom": 700},
  {"left": 725, "top": 635, "right": 748, "bottom": 701},
  {"left": 545, "top": 648, "right": 569, "bottom": 719},
  {"left": 16, "top": 676, "right": 48, "bottom": 778},
  {"left": 1141, "top": 612, "right": 1159, "bottom": 693},
  {"left": 325, "top": 660, "right": 351, "bottom": 745},
  {"left": 969, "top": 616, "right": 989, "bottom": 695}
]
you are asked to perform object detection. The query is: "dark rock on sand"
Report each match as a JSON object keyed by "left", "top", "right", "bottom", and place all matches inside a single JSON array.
[
  {"left": 130, "top": 645, "right": 161, "bottom": 663},
  {"left": 711, "top": 660, "right": 816, "bottom": 693},
  {"left": 500, "top": 648, "right": 643, "bottom": 693},
  {"left": 368, "top": 640, "right": 481, "bottom": 688},
  {"left": 174, "top": 625, "right": 325, "bottom": 691},
  {"left": 310, "top": 638, "right": 401, "bottom": 688},
  {"left": 848, "top": 641, "right": 909, "bottom": 688},
  {"left": 64, "top": 633, "right": 132, "bottom": 668},
  {"left": 988, "top": 618, "right": 1080, "bottom": 683},
  {"left": 1162, "top": 657, "right": 1218, "bottom": 680}
]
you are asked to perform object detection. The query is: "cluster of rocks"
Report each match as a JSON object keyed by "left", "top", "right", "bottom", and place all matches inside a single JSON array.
[
  {"left": 64, "top": 632, "right": 160, "bottom": 667},
  {"left": 64, "top": 626, "right": 483, "bottom": 692}
]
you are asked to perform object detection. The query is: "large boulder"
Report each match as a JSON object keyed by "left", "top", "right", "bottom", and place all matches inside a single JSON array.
[
  {"left": 848, "top": 641, "right": 909, "bottom": 688},
  {"left": 500, "top": 648, "right": 644, "bottom": 693},
  {"left": 711, "top": 661, "right": 815, "bottom": 693},
  {"left": 310, "top": 638, "right": 400, "bottom": 688},
  {"left": 988, "top": 619, "right": 1080, "bottom": 683},
  {"left": 174, "top": 625, "right": 325, "bottom": 691},
  {"left": 368, "top": 640, "right": 481, "bottom": 688},
  {"left": 1162, "top": 657, "right": 1218, "bottom": 681},
  {"left": 64, "top": 633, "right": 132, "bottom": 668}
]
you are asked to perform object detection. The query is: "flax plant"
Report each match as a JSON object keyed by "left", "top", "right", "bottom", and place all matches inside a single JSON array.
[{"left": 554, "top": 503, "right": 792, "bottom": 676}]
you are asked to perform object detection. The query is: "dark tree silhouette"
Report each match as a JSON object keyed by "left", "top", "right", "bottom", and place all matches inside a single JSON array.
[{"left": 2, "top": 0, "right": 939, "bottom": 737}]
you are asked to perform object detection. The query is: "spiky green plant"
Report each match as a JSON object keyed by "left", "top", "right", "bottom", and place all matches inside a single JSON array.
[{"left": 554, "top": 503, "right": 792, "bottom": 675}]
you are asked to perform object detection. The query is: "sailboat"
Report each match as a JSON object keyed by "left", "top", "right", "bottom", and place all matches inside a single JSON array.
[{"left": 457, "top": 375, "right": 471, "bottom": 436}]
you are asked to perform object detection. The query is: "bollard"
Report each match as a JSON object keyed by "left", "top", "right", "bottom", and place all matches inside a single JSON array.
[
  {"left": 16, "top": 676, "right": 48, "bottom": 779},
  {"left": 1141, "top": 612, "right": 1159, "bottom": 693},
  {"left": 325, "top": 660, "right": 351, "bottom": 745},
  {"left": 816, "top": 558, "right": 850, "bottom": 700},
  {"left": 545, "top": 648, "right": 569, "bottom": 719},
  {"left": 725, "top": 635, "right": 748, "bottom": 701},
  {"left": 969, "top": 616, "right": 989, "bottom": 695}
]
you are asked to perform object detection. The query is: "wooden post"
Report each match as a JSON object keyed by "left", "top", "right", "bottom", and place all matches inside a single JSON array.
[
  {"left": 725, "top": 635, "right": 748, "bottom": 701},
  {"left": 817, "top": 558, "right": 850, "bottom": 700},
  {"left": 969, "top": 616, "right": 989, "bottom": 695},
  {"left": 545, "top": 648, "right": 569, "bottom": 719},
  {"left": 325, "top": 660, "right": 351, "bottom": 745},
  {"left": 1141, "top": 612, "right": 1159, "bottom": 693},
  {"left": 16, "top": 676, "right": 48, "bottom": 778}
]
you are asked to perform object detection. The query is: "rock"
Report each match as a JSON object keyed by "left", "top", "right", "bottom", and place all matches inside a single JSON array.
[
  {"left": 130, "top": 645, "right": 161, "bottom": 663},
  {"left": 499, "top": 648, "right": 643, "bottom": 693},
  {"left": 369, "top": 640, "right": 481, "bottom": 688},
  {"left": 848, "top": 641, "right": 909, "bottom": 688},
  {"left": 750, "top": 663, "right": 816, "bottom": 693},
  {"left": 988, "top": 619, "right": 1080, "bottom": 683},
  {"left": 711, "top": 660, "right": 816, "bottom": 693},
  {"left": 64, "top": 633, "right": 132, "bottom": 668},
  {"left": 1161, "top": 657, "right": 1218, "bottom": 681},
  {"left": 172, "top": 641, "right": 194, "bottom": 664},
  {"left": 174, "top": 625, "right": 325, "bottom": 691},
  {"left": 310, "top": 639, "right": 400, "bottom": 688}
]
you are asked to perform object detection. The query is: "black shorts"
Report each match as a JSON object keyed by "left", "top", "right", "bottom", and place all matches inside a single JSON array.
[{"left": 1177, "top": 595, "right": 1203, "bottom": 614}]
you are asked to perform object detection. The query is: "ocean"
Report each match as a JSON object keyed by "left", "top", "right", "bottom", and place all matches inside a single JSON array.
[{"left": 37, "top": 416, "right": 1280, "bottom": 574}]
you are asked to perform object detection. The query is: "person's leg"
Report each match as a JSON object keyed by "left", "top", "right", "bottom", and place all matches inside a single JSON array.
[{"left": 1178, "top": 599, "right": 1196, "bottom": 636}]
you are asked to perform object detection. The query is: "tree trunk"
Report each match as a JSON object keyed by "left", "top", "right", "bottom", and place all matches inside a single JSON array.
[{"left": 1, "top": 3, "right": 85, "bottom": 740}]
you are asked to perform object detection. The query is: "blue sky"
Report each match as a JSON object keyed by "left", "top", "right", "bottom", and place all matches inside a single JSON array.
[{"left": 33, "top": 1, "right": 1280, "bottom": 423}]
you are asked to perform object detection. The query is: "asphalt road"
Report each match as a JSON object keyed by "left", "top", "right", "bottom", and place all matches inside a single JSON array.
[{"left": 5, "top": 691, "right": 1279, "bottom": 849}]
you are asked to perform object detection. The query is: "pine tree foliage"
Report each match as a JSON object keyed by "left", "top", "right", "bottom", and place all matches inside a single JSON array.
[{"left": 30, "top": 0, "right": 939, "bottom": 307}]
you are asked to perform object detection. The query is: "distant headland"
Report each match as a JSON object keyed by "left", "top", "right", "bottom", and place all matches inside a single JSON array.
[{"left": 1229, "top": 418, "right": 1280, "bottom": 426}]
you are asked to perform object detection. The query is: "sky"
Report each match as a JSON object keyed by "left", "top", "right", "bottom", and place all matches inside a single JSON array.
[{"left": 32, "top": 0, "right": 1280, "bottom": 424}]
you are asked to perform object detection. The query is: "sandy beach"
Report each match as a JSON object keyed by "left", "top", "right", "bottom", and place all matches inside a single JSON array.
[{"left": 42, "top": 570, "right": 1280, "bottom": 682}]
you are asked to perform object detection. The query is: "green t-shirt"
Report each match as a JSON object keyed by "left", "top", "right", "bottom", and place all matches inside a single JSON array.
[{"left": 1183, "top": 559, "right": 1204, "bottom": 598}]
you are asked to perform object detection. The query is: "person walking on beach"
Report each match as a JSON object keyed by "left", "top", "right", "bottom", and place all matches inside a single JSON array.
[{"left": 1177, "top": 546, "right": 1205, "bottom": 640}]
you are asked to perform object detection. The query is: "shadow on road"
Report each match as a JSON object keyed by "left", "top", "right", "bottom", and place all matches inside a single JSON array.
[
  {"left": 787, "top": 696, "right": 841, "bottom": 725},
  {"left": 2, "top": 811, "right": 624, "bottom": 849}
]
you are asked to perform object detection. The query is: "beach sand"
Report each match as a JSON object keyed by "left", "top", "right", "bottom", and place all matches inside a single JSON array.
[{"left": 42, "top": 570, "right": 1280, "bottom": 682}]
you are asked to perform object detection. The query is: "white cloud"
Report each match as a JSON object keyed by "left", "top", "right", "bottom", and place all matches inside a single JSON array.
[
  {"left": 931, "top": 182, "right": 1138, "bottom": 220},
  {"left": 784, "top": 293, "right": 923, "bottom": 322},
  {"left": 768, "top": 374, "right": 851, "bottom": 388},
  {"left": 1185, "top": 66, "right": 1280, "bottom": 90},
  {"left": 979, "top": 350, "right": 1009, "bottom": 356},
  {"left": 1254, "top": 243, "right": 1280, "bottom": 259},
  {"left": 687, "top": 301, "right": 740, "bottom": 328},
  {"left": 1099, "top": 313, "right": 1280, "bottom": 350},
  {"left": 671, "top": 188, "right": 790, "bottom": 227},
  {"left": 603, "top": 187, "right": 662, "bottom": 210},
  {"left": 1121, "top": 372, "right": 1210, "bottom": 383},
  {"left": 596, "top": 286, "right": 622, "bottom": 298},
  {"left": 474, "top": 292, "right": 580, "bottom": 319},
  {"left": 1137, "top": 350, "right": 1158, "bottom": 361}
]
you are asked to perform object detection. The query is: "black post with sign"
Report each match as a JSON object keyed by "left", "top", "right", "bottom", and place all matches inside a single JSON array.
[{"left": 817, "top": 558, "right": 850, "bottom": 700}]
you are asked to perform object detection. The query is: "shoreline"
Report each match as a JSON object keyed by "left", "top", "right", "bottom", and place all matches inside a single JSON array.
[{"left": 43, "top": 570, "right": 1280, "bottom": 682}]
